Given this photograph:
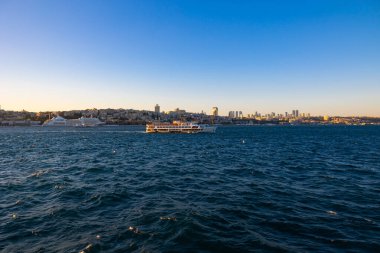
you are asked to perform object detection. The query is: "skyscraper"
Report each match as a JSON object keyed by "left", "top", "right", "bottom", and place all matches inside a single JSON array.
[{"left": 155, "top": 104, "right": 160, "bottom": 114}]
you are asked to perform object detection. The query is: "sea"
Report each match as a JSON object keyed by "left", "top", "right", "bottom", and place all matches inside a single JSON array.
[{"left": 0, "top": 125, "right": 379, "bottom": 253}]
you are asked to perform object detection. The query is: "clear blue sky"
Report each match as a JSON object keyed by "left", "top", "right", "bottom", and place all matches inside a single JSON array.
[{"left": 0, "top": 0, "right": 379, "bottom": 116}]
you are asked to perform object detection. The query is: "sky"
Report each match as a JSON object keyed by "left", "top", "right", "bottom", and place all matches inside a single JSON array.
[{"left": 0, "top": 0, "right": 379, "bottom": 116}]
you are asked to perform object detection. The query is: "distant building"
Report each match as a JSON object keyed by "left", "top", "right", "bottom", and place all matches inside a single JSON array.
[
  {"left": 228, "top": 111, "right": 235, "bottom": 118},
  {"left": 155, "top": 104, "right": 160, "bottom": 114},
  {"left": 211, "top": 107, "right": 218, "bottom": 117},
  {"left": 324, "top": 115, "right": 329, "bottom": 121}
]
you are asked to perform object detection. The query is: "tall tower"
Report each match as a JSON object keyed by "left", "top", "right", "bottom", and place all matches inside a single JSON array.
[
  {"left": 154, "top": 104, "right": 160, "bottom": 114},
  {"left": 211, "top": 107, "right": 218, "bottom": 117}
]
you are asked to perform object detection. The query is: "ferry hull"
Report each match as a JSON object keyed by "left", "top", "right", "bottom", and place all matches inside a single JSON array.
[{"left": 146, "top": 122, "right": 216, "bottom": 134}]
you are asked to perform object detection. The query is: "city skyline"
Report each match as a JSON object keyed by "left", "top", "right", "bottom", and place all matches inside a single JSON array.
[
  {"left": 1, "top": 1, "right": 379, "bottom": 116},
  {"left": 1, "top": 103, "right": 378, "bottom": 118}
]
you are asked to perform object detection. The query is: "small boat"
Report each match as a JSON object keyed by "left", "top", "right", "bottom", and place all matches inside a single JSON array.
[{"left": 146, "top": 121, "right": 216, "bottom": 133}]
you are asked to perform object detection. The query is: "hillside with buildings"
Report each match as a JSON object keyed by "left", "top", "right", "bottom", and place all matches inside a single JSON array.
[{"left": 0, "top": 105, "right": 379, "bottom": 126}]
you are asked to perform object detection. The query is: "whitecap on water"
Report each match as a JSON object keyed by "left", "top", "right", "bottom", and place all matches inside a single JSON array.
[
  {"left": 160, "top": 216, "right": 177, "bottom": 221},
  {"left": 364, "top": 218, "right": 374, "bottom": 224},
  {"left": 28, "top": 169, "right": 51, "bottom": 178},
  {"left": 79, "top": 243, "right": 93, "bottom": 253},
  {"left": 327, "top": 210, "right": 337, "bottom": 215},
  {"left": 31, "top": 229, "right": 40, "bottom": 236},
  {"left": 54, "top": 184, "right": 64, "bottom": 190},
  {"left": 128, "top": 226, "right": 140, "bottom": 234}
]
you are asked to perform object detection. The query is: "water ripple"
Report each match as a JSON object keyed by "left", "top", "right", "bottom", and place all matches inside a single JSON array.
[{"left": 0, "top": 125, "right": 379, "bottom": 252}]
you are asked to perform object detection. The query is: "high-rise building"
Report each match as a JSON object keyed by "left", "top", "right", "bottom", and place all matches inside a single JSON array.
[
  {"left": 285, "top": 112, "right": 288, "bottom": 117},
  {"left": 154, "top": 104, "right": 160, "bottom": 114},
  {"left": 211, "top": 107, "right": 218, "bottom": 117},
  {"left": 295, "top": 110, "right": 299, "bottom": 117},
  {"left": 228, "top": 111, "right": 235, "bottom": 118}
]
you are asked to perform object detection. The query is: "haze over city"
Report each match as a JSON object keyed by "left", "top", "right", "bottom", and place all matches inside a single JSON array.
[{"left": 1, "top": 0, "right": 379, "bottom": 116}]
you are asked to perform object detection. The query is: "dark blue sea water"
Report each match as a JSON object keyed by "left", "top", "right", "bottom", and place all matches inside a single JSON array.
[{"left": 1, "top": 125, "right": 379, "bottom": 253}]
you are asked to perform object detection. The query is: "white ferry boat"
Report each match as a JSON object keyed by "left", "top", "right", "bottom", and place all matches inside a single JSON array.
[
  {"left": 146, "top": 121, "right": 216, "bottom": 133},
  {"left": 42, "top": 116, "right": 67, "bottom": 126},
  {"left": 43, "top": 116, "right": 105, "bottom": 127}
]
